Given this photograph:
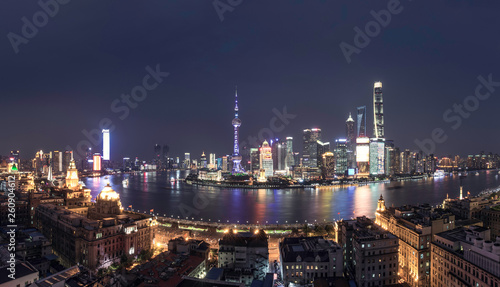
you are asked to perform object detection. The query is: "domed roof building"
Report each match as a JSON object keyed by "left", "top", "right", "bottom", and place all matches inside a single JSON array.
[
  {"left": 89, "top": 183, "right": 122, "bottom": 218},
  {"left": 36, "top": 183, "right": 157, "bottom": 270}
]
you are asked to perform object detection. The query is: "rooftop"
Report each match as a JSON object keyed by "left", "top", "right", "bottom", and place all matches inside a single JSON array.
[
  {"left": 281, "top": 236, "right": 341, "bottom": 263},
  {"left": 127, "top": 251, "right": 205, "bottom": 287},
  {"left": 176, "top": 277, "right": 244, "bottom": 287},
  {"left": 32, "top": 265, "right": 80, "bottom": 287},
  {"left": 219, "top": 230, "right": 268, "bottom": 248}
]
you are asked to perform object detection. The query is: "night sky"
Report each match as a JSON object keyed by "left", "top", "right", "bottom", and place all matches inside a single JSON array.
[{"left": 1, "top": 0, "right": 500, "bottom": 161}]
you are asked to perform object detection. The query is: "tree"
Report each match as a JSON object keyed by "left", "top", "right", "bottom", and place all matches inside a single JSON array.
[
  {"left": 325, "top": 224, "right": 334, "bottom": 235},
  {"left": 303, "top": 224, "right": 312, "bottom": 236},
  {"left": 314, "top": 225, "right": 325, "bottom": 236},
  {"left": 120, "top": 253, "right": 129, "bottom": 265}
]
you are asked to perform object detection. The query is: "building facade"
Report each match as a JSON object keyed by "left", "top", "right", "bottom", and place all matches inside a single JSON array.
[
  {"left": 259, "top": 140, "right": 273, "bottom": 177},
  {"left": 279, "top": 236, "right": 343, "bottom": 286},
  {"left": 431, "top": 226, "right": 500, "bottom": 287},
  {"left": 373, "top": 82, "right": 384, "bottom": 138},
  {"left": 218, "top": 230, "right": 269, "bottom": 286},
  {"left": 375, "top": 197, "right": 456, "bottom": 286},
  {"left": 302, "top": 128, "right": 321, "bottom": 168},
  {"left": 36, "top": 184, "right": 157, "bottom": 270}
]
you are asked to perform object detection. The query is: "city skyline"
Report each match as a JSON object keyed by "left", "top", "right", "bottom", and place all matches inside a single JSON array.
[{"left": 3, "top": 2, "right": 500, "bottom": 287}]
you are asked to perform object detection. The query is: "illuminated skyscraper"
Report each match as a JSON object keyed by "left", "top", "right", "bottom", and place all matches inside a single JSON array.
[
  {"left": 356, "top": 106, "right": 366, "bottom": 138},
  {"left": 62, "top": 150, "right": 72, "bottom": 173},
  {"left": 276, "top": 141, "right": 287, "bottom": 170},
  {"left": 346, "top": 113, "right": 355, "bottom": 144},
  {"left": 322, "top": 152, "right": 335, "bottom": 179},
  {"left": 231, "top": 88, "right": 244, "bottom": 173},
  {"left": 51, "top": 151, "right": 63, "bottom": 174},
  {"left": 346, "top": 113, "right": 356, "bottom": 169},
  {"left": 334, "top": 139, "right": 348, "bottom": 174},
  {"left": 209, "top": 153, "right": 216, "bottom": 169},
  {"left": 250, "top": 148, "right": 260, "bottom": 173},
  {"left": 184, "top": 153, "right": 190, "bottom": 169},
  {"left": 123, "top": 157, "right": 132, "bottom": 170},
  {"left": 93, "top": 153, "right": 101, "bottom": 171},
  {"left": 162, "top": 145, "right": 170, "bottom": 167},
  {"left": 316, "top": 140, "right": 330, "bottom": 169},
  {"left": 102, "top": 129, "right": 110, "bottom": 161},
  {"left": 373, "top": 82, "right": 384, "bottom": 138},
  {"left": 259, "top": 140, "right": 273, "bottom": 177},
  {"left": 85, "top": 147, "right": 93, "bottom": 170},
  {"left": 302, "top": 128, "right": 321, "bottom": 168},
  {"left": 285, "top": 137, "right": 295, "bottom": 169},
  {"left": 369, "top": 138, "right": 385, "bottom": 176},
  {"left": 200, "top": 151, "right": 207, "bottom": 168},
  {"left": 356, "top": 137, "right": 370, "bottom": 176},
  {"left": 222, "top": 156, "right": 228, "bottom": 172}
]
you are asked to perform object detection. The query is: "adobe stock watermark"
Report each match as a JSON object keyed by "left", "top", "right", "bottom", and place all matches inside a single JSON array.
[
  {"left": 213, "top": 0, "right": 243, "bottom": 22},
  {"left": 240, "top": 106, "right": 297, "bottom": 148},
  {"left": 339, "top": 0, "right": 407, "bottom": 64},
  {"left": 177, "top": 106, "right": 296, "bottom": 220},
  {"left": 7, "top": 0, "right": 71, "bottom": 54},
  {"left": 66, "top": 64, "right": 169, "bottom": 159},
  {"left": 6, "top": 176, "right": 17, "bottom": 280},
  {"left": 415, "top": 74, "right": 500, "bottom": 155}
]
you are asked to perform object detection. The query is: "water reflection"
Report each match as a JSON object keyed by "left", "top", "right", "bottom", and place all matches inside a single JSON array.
[{"left": 81, "top": 171, "right": 500, "bottom": 223}]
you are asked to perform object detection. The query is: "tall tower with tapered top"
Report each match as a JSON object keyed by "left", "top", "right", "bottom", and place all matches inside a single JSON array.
[
  {"left": 231, "top": 87, "right": 245, "bottom": 173},
  {"left": 373, "top": 82, "right": 384, "bottom": 138}
]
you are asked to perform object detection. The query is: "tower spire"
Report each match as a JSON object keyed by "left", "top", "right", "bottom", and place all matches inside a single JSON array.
[
  {"left": 231, "top": 86, "right": 244, "bottom": 174},
  {"left": 234, "top": 86, "right": 239, "bottom": 114}
]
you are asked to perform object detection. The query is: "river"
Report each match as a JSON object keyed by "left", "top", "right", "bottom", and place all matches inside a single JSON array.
[{"left": 82, "top": 170, "right": 500, "bottom": 224}]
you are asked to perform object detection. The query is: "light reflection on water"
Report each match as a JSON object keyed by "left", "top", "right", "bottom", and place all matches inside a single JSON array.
[{"left": 82, "top": 170, "right": 500, "bottom": 223}]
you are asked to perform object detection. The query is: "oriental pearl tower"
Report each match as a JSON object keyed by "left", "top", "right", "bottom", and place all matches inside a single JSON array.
[{"left": 231, "top": 87, "right": 245, "bottom": 174}]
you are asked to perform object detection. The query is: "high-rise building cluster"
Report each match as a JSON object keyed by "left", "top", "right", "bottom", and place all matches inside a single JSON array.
[{"left": 178, "top": 83, "right": 500, "bottom": 183}]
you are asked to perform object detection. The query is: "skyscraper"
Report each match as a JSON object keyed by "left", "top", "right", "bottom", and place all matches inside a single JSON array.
[
  {"left": 334, "top": 139, "right": 348, "bottom": 175},
  {"left": 62, "top": 150, "right": 73, "bottom": 173},
  {"left": 369, "top": 138, "right": 385, "bottom": 176},
  {"left": 373, "top": 82, "right": 384, "bottom": 138},
  {"left": 356, "top": 138, "right": 370, "bottom": 176},
  {"left": 259, "top": 140, "right": 273, "bottom": 177},
  {"left": 285, "top": 137, "right": 295, "bottom": 169},
  {"left": 51, "top": 151, "right": 63, "bottom": 174},
  {"left": 123, "top": 157, "right": 132, "bottom": 170},
  {"left": 316, "top": 140, "right": 330, "bottom": 169},
  {"left": 277, "top": 141, "right": 287, "bottom": 170},
  {"left": 356, "top": 106, "right": 366, "bottom": 138},
  {"left": 231, "top": 88, "right": 244, "bottom": 173},
  {"left": 209, "top": 153, "right": 216, "bottom": 169},
  {"left": 346, "top": 113, "right": 356, "bottom": 169},
  {"left": 93, "top": 153, "right": 101, "bottom": 171},
  {"left": 200, "top": 152, "right": 207, "bottom": 168},
  {"left": 322, "top": 152, "right": 335, "bottom": 179},
  {"left": 184, "top": 153, "right": 190, "bottom": 169},
  {"left": 162, "top": 144, "right": 170, "bottom": 168},
  {"left": 250, "top": 148, "right": 260, "bottom": 173},
  {"left": 302, "top": 128, "right": 321, "bottom": 168},
  {"left": 102, "top": 129, "right": 110, "bottom": 161}
]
